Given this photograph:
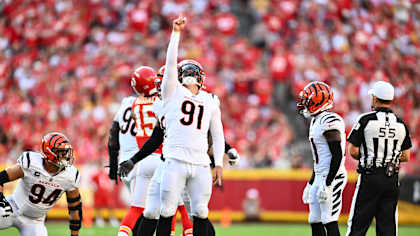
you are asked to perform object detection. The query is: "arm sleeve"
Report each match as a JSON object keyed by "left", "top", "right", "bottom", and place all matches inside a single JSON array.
[
  {"left": 209, "top": 102, "right": 225, "bottom": 167},
  {"left": 225, "top": 141, "right": 233, "bottom": 153},
  {"left": 326, "top": 141, "right": 343, "bottom": 186},
  {"left": 131, "top": 125, "right": 164, "bottom": 164},
  {"left": 68, "top": 169, "right": 81, "bottom": 191},
  {"left": 161, "top": 32, "right": 180, "bottom": 101},
  {"left": 107, "top": 121, "right": 120, "bottom": 176}
]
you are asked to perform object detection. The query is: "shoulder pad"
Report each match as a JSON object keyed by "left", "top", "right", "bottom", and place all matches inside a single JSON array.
[{"left": 17, "top": 151, "right": 43, "bottom": 170}]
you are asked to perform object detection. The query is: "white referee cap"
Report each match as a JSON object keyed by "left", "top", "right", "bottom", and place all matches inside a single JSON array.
[{"left": 368, "top": 81, "right": 394, "bottom": 101}]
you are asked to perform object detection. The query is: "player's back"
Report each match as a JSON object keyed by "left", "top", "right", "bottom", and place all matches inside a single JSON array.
[
  {"left": 309, "top": 111, "right": 346, "bottom": 174},
  {"left": 12, "top": 151, "right": 80, "bottom": 219},
  {"left": 163, "top": 85, "right": 220, "bottom": 165},
  {"left": 132, "top": 95, "right": 162, "bottom": 154},
  {"left": 114, "top": 96, "right": 138, "bottom": 162}
]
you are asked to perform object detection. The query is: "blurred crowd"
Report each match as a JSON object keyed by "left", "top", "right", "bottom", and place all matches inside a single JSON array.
[{"left": 0, "top": 0, "right": 419, "bottom": 173}]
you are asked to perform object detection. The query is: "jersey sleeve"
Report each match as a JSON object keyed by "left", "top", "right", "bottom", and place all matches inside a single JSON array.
[
  {"left": 347, "top": 114, "right": 364, "bottom": 147},
  {"left": 319, "top": 113, "right": 344, "bottom": 134},
  {"left": 401, "top": 122, "right": 412, "bottom": 150},
  {"left": 17, "top": 152, "right": 32, "bottom": 174},
  {"left": 113, "top": 98, "right": 127, "bottom": 122},
  {"left": 67, "top": 167, "right": 81, "bottom": 191}
]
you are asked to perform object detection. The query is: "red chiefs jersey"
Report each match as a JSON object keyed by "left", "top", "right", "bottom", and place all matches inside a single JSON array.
[{"left": 131, "top": 96, "right": 162, "bottom": 154}]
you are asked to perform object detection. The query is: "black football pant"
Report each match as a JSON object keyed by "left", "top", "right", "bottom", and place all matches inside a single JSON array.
[{"left": 347, "top": 169, "right": 399, "bottom": 236}]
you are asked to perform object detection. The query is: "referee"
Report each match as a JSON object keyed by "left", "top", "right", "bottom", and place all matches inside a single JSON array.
[{"left": 346, "top": 81, "right": 412, "bottom": 236}]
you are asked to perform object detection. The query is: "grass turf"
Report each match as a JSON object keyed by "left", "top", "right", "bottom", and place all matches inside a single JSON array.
[{"left": 2, "top": 222, "right": 420, "bottom": 235}]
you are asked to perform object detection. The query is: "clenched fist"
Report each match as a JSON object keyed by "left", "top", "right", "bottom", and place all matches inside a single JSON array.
[{"left": 173, "top": 12, "right": 187, "bottom": 32}]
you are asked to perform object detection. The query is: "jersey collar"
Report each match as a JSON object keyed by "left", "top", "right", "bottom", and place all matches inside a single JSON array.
[{"left": 375, "top": 107, "right": 393, "bottom": 113}]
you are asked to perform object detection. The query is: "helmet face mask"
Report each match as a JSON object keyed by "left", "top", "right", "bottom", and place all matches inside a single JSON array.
[
  {"left": 48, "top": 146, "right": 74, "bottom": 169},
  {"left": 154, "top": 78, "right": 162, "bottom": 97},
  {"left": 177, "top": 60, "right": 205, "bottom": 88}
]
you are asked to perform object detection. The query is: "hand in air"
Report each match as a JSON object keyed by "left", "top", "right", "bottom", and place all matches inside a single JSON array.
[{"left": 173, "top": 12, "right": 187, "bottom": 32}]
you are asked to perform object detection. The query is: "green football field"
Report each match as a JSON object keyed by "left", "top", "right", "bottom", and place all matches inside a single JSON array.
[{"left": 3, "top": 223, "right": 420, "bottom": 236}]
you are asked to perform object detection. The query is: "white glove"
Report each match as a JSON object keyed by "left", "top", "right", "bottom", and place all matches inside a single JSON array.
[
  {"left": 302, "top": 183, "right": 311, "bottom": 204},
  {"left": 317, "top": 181, "right": 332, "bottom": 203},
  {"left": 227, "top": 148, "right": 240, "bottom": 166}
]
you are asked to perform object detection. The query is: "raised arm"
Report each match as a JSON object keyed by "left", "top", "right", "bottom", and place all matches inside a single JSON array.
[{"left": 161, "top": 13, "right": 186, "bottom": 100}]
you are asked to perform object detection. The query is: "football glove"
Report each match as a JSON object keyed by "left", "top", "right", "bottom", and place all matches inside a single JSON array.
[
  {"left": 317, "top": 181, "right": 332, "bottom": 203},
  {"left": 118, "top": 159, "right": 134, "bottom": 178},
  {"left": 0, "top": 192, "right": 13, "bottom": 218},
  {"left": 227, "top": 148, "right": 240, "bottom": 166},
  {"left": 302, "top": 183, "right": 311, "bottom": 204}
]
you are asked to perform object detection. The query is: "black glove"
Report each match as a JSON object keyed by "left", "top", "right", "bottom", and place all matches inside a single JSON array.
[
  {"left": 227, "top": 148, "right": 240, "bottom": 166},
  {"left": 0, "top": 192, "right": 13, "bottom": 217},
  {"left": 118, "top": 159, "right": 134, "bottom": 178}
]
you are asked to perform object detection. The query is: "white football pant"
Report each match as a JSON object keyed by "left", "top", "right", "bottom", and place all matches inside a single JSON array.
[
  {"left": 121, "top": 154, "right": 161, "bottom": 208},
  {"left": 143, "top": 160, "right": 185, "bottom": 219},
  {"left": 0, "top": 196, "right": 47, "bottom": 236},
  {"left": 160, "top": 159, "right": 212, "bottom": 219},
  {"left": 308, "top": 168, "right": 347, "bottom": 224}
]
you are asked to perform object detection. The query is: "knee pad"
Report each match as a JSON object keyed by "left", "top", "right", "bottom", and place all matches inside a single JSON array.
[
  {"left": 160, "top": 191, "right": 178, "bottom": 218},
  {"left": 160, "top": 201, "right": 177, "bottom": 218},
  {"left": 308, "top": 212, "right": 322, "bottom": 224},
  {"left": 191, "top": 205, "right": 208, "bottom": 219},
  {"left": 144, "top": 208, "right": 160, "bottom": 220}
]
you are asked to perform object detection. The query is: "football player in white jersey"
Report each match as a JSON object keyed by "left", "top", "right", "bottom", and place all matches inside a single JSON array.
[
  {"left": 297, "top": 81, "right": 347, "bottom": 236},
  {"left": 118, "top": 67, "right": 240, "bottom": 236},
  {"left": 130, "top": 65, "right": 193, "bottom": 236},
  {"left": 156, "top": 13, "right": 225, "bottom": 236},
  {"left": 0, "top": 132, "right": 82, "bottom": 236},
  {"left": 108, "top": 66, "right": 161, "bottom": 236}
]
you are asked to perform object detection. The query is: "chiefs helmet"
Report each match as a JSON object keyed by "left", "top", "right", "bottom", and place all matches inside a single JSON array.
[
  {"left": 41, "top": 132, "right": 74, "bottom": 169},
  {"left": 297, "top": 81, "right": 333, "bottom": 117},
  {"left": 131, "top": 66, "right": 158, "bottom": 97},
  {"left": 177, "top": 59, "right": 205, "bottom": 88}
]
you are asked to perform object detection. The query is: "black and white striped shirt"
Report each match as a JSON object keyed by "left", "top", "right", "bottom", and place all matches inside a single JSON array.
[{"left": 347, "top": 107, "right": 412, "bottom": 169}]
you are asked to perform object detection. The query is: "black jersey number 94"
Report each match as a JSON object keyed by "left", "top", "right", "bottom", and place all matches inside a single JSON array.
[
  {"left": 29, "top": 184, "right": 63, "bottom": 205},
  {"left": 180, "top": 101, "right": 204, "bottom": 130}
]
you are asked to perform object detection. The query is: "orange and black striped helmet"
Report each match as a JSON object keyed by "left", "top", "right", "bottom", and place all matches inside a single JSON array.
[
  {"left": 297, "top": 81, "right": 333, "bottom": 116},
  {"left": 41, "top": 132, "right": 74, "bottom": 168}
]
